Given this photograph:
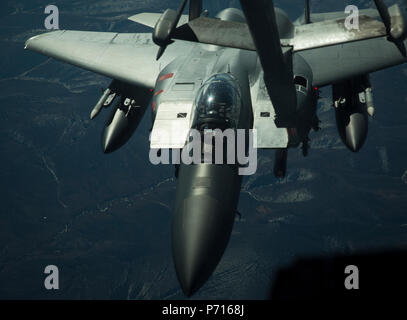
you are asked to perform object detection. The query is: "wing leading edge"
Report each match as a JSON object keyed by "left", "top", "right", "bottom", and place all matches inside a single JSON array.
[{"left": 24, "top": 30, "right": 193, "bottom": 89}]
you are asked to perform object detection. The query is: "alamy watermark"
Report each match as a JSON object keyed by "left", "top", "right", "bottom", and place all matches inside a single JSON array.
[
  {"left": 344, "top": 5, "right": 360, "bottom": 31},
  {"left": 344, "top": 265, "right": 359, "bottom": 290},
  {"left": 42, "top": 4, "right": 361, "bottom": 32},
  {"left": 149, "top": 128, "right": 258, "bottom": 176},
  {"left": 44, "top": 5, "right": 59, "bottom": 30},
  {"left": 44, "top": 265, "right": 59, "bottom": 290},
  {"left": 41, "top": 263, "right": 360, "bottom": 292}
]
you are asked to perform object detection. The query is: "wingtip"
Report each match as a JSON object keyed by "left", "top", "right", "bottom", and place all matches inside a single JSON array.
[
  {"left": 24, "top": 34, "right": 41, "bottom": 51},
  {"left": 24, "top": 37, "right": 34, "bottom": 50},
  {"left": 24, "top": 30, "right": 65, "bottom": 51}
]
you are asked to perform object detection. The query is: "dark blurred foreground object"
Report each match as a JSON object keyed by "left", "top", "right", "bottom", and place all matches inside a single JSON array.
[{"left": 270, "top": 250, "right": 407, "bottom": 300}]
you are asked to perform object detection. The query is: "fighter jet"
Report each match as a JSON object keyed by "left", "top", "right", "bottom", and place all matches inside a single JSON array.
[{"left": 24, "top": 0, "right": 407, "bottom": 296}]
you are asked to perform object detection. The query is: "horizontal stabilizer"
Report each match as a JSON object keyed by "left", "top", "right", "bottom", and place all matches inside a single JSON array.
[{"left": 128, "top": 13, "right": 188, "bottom": 28}]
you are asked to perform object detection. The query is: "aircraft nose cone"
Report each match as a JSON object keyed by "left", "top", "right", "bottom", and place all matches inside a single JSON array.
[
  {"left": 175, "top": 194, "right": 225, "bottom": 296},
  {"left": 344, "top": 112, "right": 368, "bottom": 152},
  {"left": 172, "top": 164, "right": 242, "bottom": 297}
]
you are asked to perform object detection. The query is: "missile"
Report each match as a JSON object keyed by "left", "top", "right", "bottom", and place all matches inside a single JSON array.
[
  {"left": 365, "top": 87, "right": 375, "bottom": 117},
  {"left": 90, "top": 88, "right": 112, "bottom": 120},
  {"left": 172, "top": 163, "right": 242, "bottom": 296},
  {"left": 104, "top": 92, "right": 117, "bottom": 108}
]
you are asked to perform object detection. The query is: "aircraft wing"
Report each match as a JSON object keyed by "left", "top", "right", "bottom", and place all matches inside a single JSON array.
[
  {"left": 301, "top": 36, "right": 407, "bottom": 87},
  {"left": 24, "top": 30, "right": 193, "bottom": 89}
]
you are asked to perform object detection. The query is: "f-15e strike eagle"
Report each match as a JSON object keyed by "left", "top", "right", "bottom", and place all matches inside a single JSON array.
[{"left": 25, "top": 0, "right": 407, "bottom": 296}]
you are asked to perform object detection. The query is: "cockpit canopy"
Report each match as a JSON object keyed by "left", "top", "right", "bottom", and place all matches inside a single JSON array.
[{"left": 192, "top": 73, "right": 242, "bottom": 131}]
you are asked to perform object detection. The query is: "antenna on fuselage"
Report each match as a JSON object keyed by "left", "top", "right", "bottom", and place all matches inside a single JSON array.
[{"left": 304, "top": 0, "right": 311, "bottom": 24}]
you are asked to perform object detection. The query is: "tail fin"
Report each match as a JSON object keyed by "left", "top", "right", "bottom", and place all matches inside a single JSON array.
[
  {"left": 304, "top": 0, "right": 311, "bottom": 24},
  {"left": 189, "top": 0, "right": 202, "bottom": 21}
]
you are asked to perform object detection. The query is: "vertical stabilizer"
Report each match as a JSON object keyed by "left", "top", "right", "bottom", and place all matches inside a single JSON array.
[
  {"left": 189, "top": 0, "right": 202, "bottom": 21},
  {"left": 305, "top": 0, "right": 311, "bottom": 24}
]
